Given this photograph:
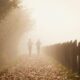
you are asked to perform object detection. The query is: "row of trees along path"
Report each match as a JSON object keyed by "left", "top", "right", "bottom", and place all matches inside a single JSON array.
[{"left": 44, "top": 40, "right": 80, "bottom": 75}]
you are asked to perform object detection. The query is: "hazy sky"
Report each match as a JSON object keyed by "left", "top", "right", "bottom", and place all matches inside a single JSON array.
[{"left": 21, "top": 0, "right": 80, "bottom": 45}]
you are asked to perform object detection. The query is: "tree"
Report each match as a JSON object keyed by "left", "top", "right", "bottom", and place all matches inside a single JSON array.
[
  {"left": 0, "top": 0, "right": 19, "bottom": 21},
  {"left": 0, "top": 0, "right": 32, "bottom": 70}
]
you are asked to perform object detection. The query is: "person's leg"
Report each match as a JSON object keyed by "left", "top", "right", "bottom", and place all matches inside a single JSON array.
[
  {"left": 38, "top": 48, "right": 40, "bottom": 55},
  {"left": 29, "top": 48, "right": 31, "bottom": 56}
]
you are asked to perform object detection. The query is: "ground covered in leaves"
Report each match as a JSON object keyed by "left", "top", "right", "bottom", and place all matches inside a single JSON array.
[{"left": 0, "top": 55, "right": 79, "bottom": 80}]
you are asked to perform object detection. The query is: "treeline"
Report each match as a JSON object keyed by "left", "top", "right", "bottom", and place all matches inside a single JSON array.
[{"left": 44, "top": 40, "right": 80, "bottom": 74}]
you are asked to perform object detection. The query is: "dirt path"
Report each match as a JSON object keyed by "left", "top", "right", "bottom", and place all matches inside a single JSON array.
[{"left": 0, "top": 55, "right": 79, "bottom": 80}]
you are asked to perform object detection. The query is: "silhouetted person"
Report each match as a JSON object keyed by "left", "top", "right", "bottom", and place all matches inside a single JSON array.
[
  {"left": 28, "top": 39, "right": 33, "bottom": 56},
  {"left": 36, "top": 40, "right": 41, "bottom": 55}
]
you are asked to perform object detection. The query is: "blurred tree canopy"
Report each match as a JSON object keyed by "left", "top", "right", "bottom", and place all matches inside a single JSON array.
[
  {"left": 0, "top": 0, "right": 32, "bottom": 71},
  {"left": 0, "top": 0, "right": 19, "bottom": 21}
]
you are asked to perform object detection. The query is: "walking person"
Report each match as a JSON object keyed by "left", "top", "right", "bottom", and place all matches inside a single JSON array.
[
  {"left": 36, "top": 40, "right": 41, "bottom": 55},
  {"left": 28, "top": 39, "right": 33, "bottom": 56}
]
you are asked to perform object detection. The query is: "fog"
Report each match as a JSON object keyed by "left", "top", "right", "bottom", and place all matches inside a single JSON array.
[{"left": 0, "top": 8, "right": 31, "bottom": 70}]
